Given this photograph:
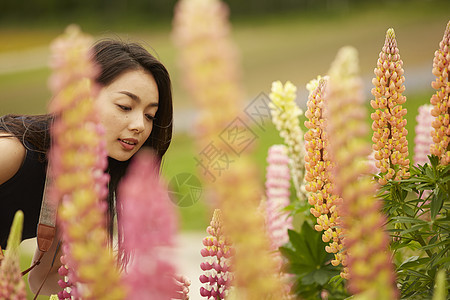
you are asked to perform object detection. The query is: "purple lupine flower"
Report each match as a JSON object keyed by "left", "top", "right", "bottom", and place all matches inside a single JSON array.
[{"left": 199, "top": 209, "right": 234, "bottom": 300}]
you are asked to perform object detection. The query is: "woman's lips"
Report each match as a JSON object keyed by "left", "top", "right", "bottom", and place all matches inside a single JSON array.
[{"left": 118, "top": 138, "right": 138, "bottom": 151}]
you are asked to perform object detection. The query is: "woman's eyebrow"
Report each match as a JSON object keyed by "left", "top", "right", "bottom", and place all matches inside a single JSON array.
[{"left": 118, "top": 91, "right": 158, "bottom": 107}]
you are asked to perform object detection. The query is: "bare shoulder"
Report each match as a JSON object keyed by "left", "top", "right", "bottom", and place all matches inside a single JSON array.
[{"left": 0, "top": 131, "right": 26, "bottom": 185}]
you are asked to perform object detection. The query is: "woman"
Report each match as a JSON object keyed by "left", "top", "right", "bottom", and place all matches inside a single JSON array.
[{"left": 0, "top": 39, "right": 173, "bottom": 295}]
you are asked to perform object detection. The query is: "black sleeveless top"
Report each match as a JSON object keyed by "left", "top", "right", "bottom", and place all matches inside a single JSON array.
[{"left": 0, "top": 141, "right": 47, "bottom": 248}]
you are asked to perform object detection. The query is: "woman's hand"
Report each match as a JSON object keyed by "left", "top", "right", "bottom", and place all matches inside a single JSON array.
[
  {"left": 174, "top": 274, "right": 191, "bottom": 300},
  {"left": 27, "top": 229, "right": 63, "bottom": 296}
]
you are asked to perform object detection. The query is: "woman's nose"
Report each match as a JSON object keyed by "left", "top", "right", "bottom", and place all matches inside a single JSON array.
[{"left": 129, "top": 114, "right": 145, "bottom": 133}]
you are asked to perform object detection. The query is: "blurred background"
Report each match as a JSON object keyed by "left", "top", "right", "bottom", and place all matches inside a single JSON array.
[{"left": 1, "top": 0, "right": 449, "bottom": 298}]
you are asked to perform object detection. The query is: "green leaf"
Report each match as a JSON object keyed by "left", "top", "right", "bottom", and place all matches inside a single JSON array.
[
  {"left": 301, "top": 268, "right": 338, "bottom": 286},
  {"left": 428, "top": 155, "right": 440, "bottom": 169},
  {"left": 425, "top": 167, "right": 436, "bottom": 181},
  {"left": 400, "top": 269, "right": 433, "bottom": 280},
  {"left": 286, "top": 224, "right": 331, "bottom": 268},
  {"left": 420, "top": 239, "right": 449, "bottom": 251},
  {"left": 429, "top": 235, "right": 438, "bottom": 245},
  {"left": 434, "top": 256, "right": 450, "bottom": 268},
  {"left": 6, "top": 210, "right": 24, "bottom": 252},
  {"left": 399, "top": 223, "right": 428, "bottom": 236},
  {"left": 430, "top": 189, "right": 445, "bottom": 220},
  {"left": 398, "top": 256, "right": 419, "bottom": 268},
  {"left": 398, "top": 256, "right": 429, "bottom": 270},
  {"left": 287, "top": 229, "right": 305, "bottom": 255},
  {"left": 291, "top": 222, "right": 323, "bottom": 263},
  {"left": 289, "top": 262, "right": 317, "bottom": 275},
  {"left": 279, "top": 246, "right": 299, "bottom": 264},
  {"left": 390, "top": 240, "right": 414, "bottom": 251},
  {"left": 402, "top": 204, "right": 416, "bottom": 217},
  {"left": 392, "top": 216, "right": 427, "bottom": 224}
]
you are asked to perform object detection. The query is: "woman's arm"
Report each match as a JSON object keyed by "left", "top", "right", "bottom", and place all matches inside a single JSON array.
[
  {"left": 0, "top": 132, "right": 26, "bottom": 185},
  {"left": 0, "top": 132, "right": 63, "bottom": 295},
  {"left": 27, "top": 229, "right": 63, "bottom": 296}
]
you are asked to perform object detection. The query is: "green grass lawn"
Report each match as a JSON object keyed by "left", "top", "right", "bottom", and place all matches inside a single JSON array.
[
  {"left": 1, "top": 1, "right": 449, "bottom": 115},
  {"left": 162, "top": 87, "right": 433, "bottom": 231}
]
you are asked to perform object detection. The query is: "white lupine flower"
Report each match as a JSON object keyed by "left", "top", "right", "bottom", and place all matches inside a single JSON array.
[{"left": 269, "top": 81, "right": 307, "bottom": 202}]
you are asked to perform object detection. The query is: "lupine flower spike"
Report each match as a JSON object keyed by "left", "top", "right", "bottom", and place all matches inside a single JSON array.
[
  {"left": 200, "top": 209, "right": 234, "bottom": 299},
  {"left": 269, "top": 81, "right": 307, "bottom": 201},
  {"left": 0, "top": 211, "right": 26, "bottom": 300},
  {"left": 326, "top": 46, "right": 398, "bottom": 299},
  {"left": 430, "top": 20, "right": 450, "bottom": 165},
  {"left": 173, "top": 1, "right": 284, "bottom": 298},
  {"left": 47, "top": 25, "right": 125, "bottom": 300},
  {"left": 218, "top": 159, "right": 286, "bottom": 299},
  {"left": 172, "top": 0, "right": 243, "bottom": 149},
  {"left": 414, "top": 104, "right": 434, "bottom": 166},
  {"left": 371, "top": 28, "right": 410, "bottom": 185},
  {"left": 118, "top": 149, "right": 180, "bottom": 299},
  {"left": 264, "top": 145, "right": 293, "bottom": 253},
  {"left": 304, "top": 76, "right": 346, "bottom": 272}
]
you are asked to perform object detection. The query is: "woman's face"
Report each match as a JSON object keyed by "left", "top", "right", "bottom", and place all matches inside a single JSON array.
[{"left": 95, "top": 69, "right": 159, "bottom": 161}]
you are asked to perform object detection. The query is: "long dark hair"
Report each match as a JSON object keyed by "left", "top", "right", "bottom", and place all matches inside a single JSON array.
[
  {"left": 0, "top": 39, "right": 173, "bottom": 243},
  {"left": 93, "top": 40, "right": 173, "bottom": 244}
]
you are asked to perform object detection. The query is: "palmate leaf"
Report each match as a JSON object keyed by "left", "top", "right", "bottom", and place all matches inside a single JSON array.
[
  {"left": 281, "top": 222, "right": 344, "bottom": 299},
  {"left": 287, "top": 222, "right": 331, "bottom": 267}
]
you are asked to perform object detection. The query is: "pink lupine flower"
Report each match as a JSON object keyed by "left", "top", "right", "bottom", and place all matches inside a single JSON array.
[
  {"left": 325, "top": 46, "right": 398, "bottom": 298},
  {"left": 0, "top": 211, "right": 26, "bottom": 300},
  {"left": 264, "top": 145, "right": 293, "bottom": 251},
  {"left": 370, "top": 28, "right": 410, "bottom": 185},
  {"left": 429, "top": 20, "right": 450, "bottom": 165},
  {"left": 414, "top": 104, "right": 434, "bottom": 166},
  {"left": 47, "top": 25, "right": 125, "bottom": 300},
  {"left": 304, "top": 76, "right": 346, "bottom": 271},
  {"left": 118, "top": 149, "right": 179, "bottom": 299},
  {"left": 199, "top": 209, "right": 234, "bottom": 300}
]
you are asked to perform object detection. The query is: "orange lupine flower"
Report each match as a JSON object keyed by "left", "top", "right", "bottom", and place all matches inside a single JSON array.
[
  {"left": 370, "top": 28, "right": 410, "bottom": 185},
  {"left": 326, "top": 46, "right": 398, "bottom": 299},
  {"left": 430, "top": 20, "right": 450, "bottom": 165},
  {"left": 304, "top": 76, "right": 346, "bottom": 271}
]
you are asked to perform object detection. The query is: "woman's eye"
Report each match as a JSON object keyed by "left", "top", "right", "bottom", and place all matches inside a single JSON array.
[
  {"left": 117, "top": 105, "right": 131, "bottom": 111},
  {"left": 145, "top": 114, "right": 156, "bottom": 121}
]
